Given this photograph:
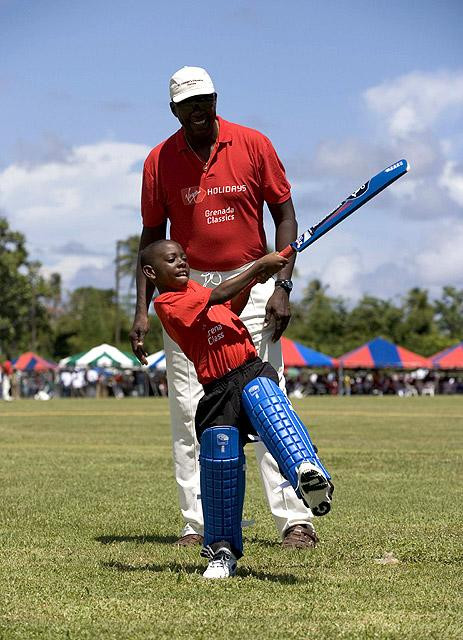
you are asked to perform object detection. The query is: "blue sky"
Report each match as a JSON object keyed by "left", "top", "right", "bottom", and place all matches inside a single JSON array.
[{"left": 1, "top": 0, "right": 463, "bottom": 302}]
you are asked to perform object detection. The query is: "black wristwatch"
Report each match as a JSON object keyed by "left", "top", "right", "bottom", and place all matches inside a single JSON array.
[{"left": 275, "top": 279, "right": 293, "bottom": 295}]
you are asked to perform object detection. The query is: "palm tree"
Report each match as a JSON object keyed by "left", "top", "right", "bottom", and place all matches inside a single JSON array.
[
  {"left": 114, "top": 235, "right": 139, "bottom": 343},
  {"left": 116, "top": 235, "right": 140, "bottom": 287}
]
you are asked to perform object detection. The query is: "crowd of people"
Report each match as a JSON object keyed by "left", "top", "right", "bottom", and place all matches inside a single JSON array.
[
  {"left": 0, "top": 366, "right": 168, "bottom": 400},
  {"left": 1, "top": 363, "right": 462, "bottom": 401},
  {"left": 285, "top": 370, "right": 463, "bottom": 397}
]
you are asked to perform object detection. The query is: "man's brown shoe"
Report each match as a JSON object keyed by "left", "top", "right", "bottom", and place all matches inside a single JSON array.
[
  {"left": 174, "top": 533, "right": 204, "bottom": 547},
  {"left": 282, "top": 525, "right": 319, "bottom": 549}
]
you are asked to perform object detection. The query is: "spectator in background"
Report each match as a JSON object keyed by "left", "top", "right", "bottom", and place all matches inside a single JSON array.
[
  {"left": 60, "top": 369, "right": 72, "bottom": 397},
  {"left": 71, "top": 369, "right": 86, "bottom": 398},
  {"left": 86, "top": 368, "right": 99, "bottom": 397},
  {"left": 1, "top": 360, "right": 13, "bottom": 401}
]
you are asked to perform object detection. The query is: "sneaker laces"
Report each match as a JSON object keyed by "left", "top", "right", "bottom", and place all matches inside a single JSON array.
[
  {"left": 200, "top": 545, "right": 233, "bottom": 568},
  {"left": 200, "top": 545, "right": 214, "bottom": 560}
]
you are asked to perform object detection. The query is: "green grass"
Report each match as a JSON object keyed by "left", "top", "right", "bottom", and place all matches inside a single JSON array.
[{"left": 0, "top": 396, "right": 462, "bottom": 639}]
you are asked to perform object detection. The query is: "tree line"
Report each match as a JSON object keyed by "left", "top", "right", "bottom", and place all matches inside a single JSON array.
[
  {"left": 0, "top": 220, "right": 163, "bottom": 360},
  {"left": 287, "top": 279, "right": 462, "bottom": 357},
  {"left": 0, "top": 217, "right": 461, "bottom": 361}
]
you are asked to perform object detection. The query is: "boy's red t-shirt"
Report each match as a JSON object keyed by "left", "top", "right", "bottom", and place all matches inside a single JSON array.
[{"left": 154, "top": 280, "right": 256, "bottom": 385}]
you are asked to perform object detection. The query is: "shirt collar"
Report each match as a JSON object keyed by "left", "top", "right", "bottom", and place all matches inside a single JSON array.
[{"left": 175, "top": 116, "right": 232, "bottom": 152}]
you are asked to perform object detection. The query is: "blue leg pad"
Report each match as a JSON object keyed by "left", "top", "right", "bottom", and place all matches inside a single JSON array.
[
  {"left": 199, "top": 426, "right": 245, "bottom": 558},
  {"left": 243, "top": 377, "right": 333, "bottom": 514}
]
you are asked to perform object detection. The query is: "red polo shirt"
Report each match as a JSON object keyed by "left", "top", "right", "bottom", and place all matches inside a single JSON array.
[
  {"left": 142, "top": 116, "right": 291, "bottom": 271},
  {"left": 154, "top": 280, "right": 256, "bottom": 385},
  {"left": 2, "top": 360, "right": 13, "bottom": 375}
]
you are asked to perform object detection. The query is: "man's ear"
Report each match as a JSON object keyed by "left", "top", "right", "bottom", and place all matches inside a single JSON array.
[
  {"left": 142, "top": 264, "right": 157, "bottom": 281},
  {"left": 170, "top": 101, "right": 178, "bottom": 118}
]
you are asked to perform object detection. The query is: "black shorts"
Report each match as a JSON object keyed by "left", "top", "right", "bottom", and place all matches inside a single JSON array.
[{"left": 195, "top": 356, "right": 279, "bottom": 444}]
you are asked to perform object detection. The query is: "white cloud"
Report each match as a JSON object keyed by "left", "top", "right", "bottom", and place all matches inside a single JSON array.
[
  {"left": 364, "top": 70, "right": 463, "bottom": 139},
  {"left": 2, "top": 69, "right": 462, "bottom": 302},
  {"left": 305, "top": 70, "right": 463, "bottom": 231},
  {"left": 41, "top": 255, "right": 108, "bottom": 282},
  {"left": 415, "top": 221, "right": 463, "bottom": 285},
  {"left": 0, "top": 140, "right": 150, "bottom": 288},
  {"left": 310, "top": 138, "right": 396, "bottom": 182},
  {"left": 290, "top": 71, "right": 463, "bottom": 300},
  {"left": 317, "top": 253, "right": 363, "bottom": 299},
  {"left": 439, "top": 161, "right": 463, "bottom": 207}
]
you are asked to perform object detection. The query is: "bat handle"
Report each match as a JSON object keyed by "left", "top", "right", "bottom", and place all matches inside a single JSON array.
[
  {"left": 279, "top": 245, "right": 295, "bottom": 259},
  {"left": 246, "top": 245, "right": 295, "bottom": 290}
]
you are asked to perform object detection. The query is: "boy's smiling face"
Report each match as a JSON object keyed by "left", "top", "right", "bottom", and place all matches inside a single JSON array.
[{"left": 143, "top": 241, "right": 190, "bottom": 293}]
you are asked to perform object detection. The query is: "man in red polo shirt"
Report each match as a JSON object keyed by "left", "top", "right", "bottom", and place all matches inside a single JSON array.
[
  {"left": 1, "top": 359, "right": 13, "bottom": 401},
  {"left": 130, "top": 66, "right": 317, "bottom": 549}
]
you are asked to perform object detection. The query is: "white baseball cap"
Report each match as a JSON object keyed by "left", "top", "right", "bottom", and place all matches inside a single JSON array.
[{"left": 169, "top": 66, "right": 215, "bottom": 103}]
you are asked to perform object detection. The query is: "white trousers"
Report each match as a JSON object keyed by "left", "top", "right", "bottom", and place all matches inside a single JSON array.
[
  {"left": 162, "top": 264, "right": 314, "bottom": 539},
  {"left": 2, "top": 375, "right": 12, "bottom": 401}
]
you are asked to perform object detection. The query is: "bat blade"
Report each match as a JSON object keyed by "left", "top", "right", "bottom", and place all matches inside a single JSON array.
[{"left": 280, "top": 159, "right": 409, "bottom": 258}]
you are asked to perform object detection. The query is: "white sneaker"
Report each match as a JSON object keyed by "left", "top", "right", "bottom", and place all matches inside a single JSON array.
[
  {"left": 297, "top": 462, "right": 334, "bottom": 517},
  {"left": 202, "top": 546, "right": 237, "bottom": 579}
]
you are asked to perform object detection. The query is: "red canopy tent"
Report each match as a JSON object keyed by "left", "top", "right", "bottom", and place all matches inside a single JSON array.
[
  {"left": 281, "top": 337, "right": 338, "bottom": 368},
  {"left": 339, "top": 337, "right": 430, "bottom": 369},
  {"left": 13, "top": 352, "right": 57, "bottom": 371},
  {"left": 430, "top": 342, "right": 463, "bottom": 369}
]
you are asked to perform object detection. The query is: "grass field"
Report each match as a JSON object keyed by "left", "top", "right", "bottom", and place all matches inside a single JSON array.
[{"left": 0, "top": 396, "right": 462, "bottom": 639}]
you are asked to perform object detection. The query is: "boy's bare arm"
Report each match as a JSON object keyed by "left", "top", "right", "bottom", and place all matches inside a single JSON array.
[
  {"left": 230, "top": 284, "right": 253, "bottom": 316},
  {"left": 209, "top": 253, "right": 288, "bottom": 307}
]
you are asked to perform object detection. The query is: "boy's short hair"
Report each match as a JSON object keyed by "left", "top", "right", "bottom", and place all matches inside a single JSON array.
[{"left": 140, "top": 239, "right": 180, "bottom": 269}]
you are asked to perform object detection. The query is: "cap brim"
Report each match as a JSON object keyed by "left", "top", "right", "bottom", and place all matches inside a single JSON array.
[{"left": 171, "top": 88, "right": 215, "bottom": 104}]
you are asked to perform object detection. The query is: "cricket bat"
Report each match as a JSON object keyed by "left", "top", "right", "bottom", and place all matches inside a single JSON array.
[{"left": 279, "top": 159, "right": 410, "bottom": 258}]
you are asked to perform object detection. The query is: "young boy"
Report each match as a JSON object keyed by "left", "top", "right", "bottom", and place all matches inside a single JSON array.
[{"left": 140, "top": 239, "right": 333, "bottom": 579}]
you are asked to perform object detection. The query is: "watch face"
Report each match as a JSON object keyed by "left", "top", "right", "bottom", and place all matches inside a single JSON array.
[{"left": 276, "top": 280, "right": 293, "bottom": 292}]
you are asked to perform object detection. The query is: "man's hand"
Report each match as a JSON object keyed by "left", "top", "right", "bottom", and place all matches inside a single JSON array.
[
  {"left": 129, "top": 313, "right": 150, "bottom": 365},
  {"left": 130, "top": 223, "right": 165, "bottom": 365},
  {"left": 264, "top": 287, "right": 291, "bottom": 342}
]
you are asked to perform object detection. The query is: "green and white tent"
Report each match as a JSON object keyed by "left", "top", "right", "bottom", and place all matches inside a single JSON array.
[
  {"left": 146, "top": 350, "right": 166, "bottom": 370},
  {"left": 59, "top": 343, "right": 139, "bottom": 368}
]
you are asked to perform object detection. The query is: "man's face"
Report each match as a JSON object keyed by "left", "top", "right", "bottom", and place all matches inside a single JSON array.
[
  {"left": 171, "top": 93, "right": 217, "bottom": 141},
  {"left": 147, "top": 241, "right": 190, "bottom": 292}
]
